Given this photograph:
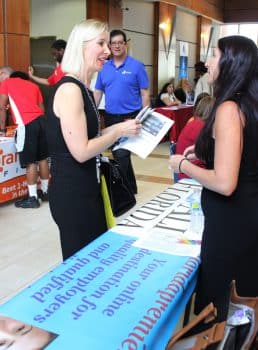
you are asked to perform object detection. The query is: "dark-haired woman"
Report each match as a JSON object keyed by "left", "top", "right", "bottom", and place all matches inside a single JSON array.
[
  {"left": 156, "top": 82, "right": 181, "bottom": 107},
  {"left": 169, "top": 35, "right": 258, "bottom": 321}
]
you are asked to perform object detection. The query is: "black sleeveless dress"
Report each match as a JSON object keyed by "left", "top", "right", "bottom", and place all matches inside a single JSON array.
[
  {"left": 194, "top": 105, "right": 258, "bottom": 321},
  {"left": 46, "top": 76, "right": 107, "bottom": 260}
]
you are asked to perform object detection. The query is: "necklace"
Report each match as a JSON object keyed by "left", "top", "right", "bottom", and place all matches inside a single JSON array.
[
  {"left": 68, "top": 75, "right": 101, "bottom": 134},
  {"left": 69, "top": 75, "right": 102, "bottom": 183},
  {"left": 84, "top": 85, "right": 102, "bottom": 184}
]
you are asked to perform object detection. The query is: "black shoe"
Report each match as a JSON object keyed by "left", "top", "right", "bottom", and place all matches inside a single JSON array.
[
  {"left": 15, "top": 196, "right": 40, "bottom": 208},
  {"left": 37, "top": 189, "right": 49, "bottom": 202}
]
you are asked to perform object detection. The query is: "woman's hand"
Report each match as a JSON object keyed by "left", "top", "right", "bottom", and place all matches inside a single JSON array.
[
  {"left": 169, "top": 154, "right": 186, "bottom": 173},
  {"left": 116, "top": 119, "right": 142, "bottom": 138},
  {"left": 28, "top": 66, "right": 34, "bottom": 77},
  {"left": 183, "top": 145, "right": 197, "bottom": 160}
]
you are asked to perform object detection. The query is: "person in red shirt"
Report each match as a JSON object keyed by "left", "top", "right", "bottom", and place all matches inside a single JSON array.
[
  {"left": 28, "top": 39, "right": 66, "bottom": 86},
  {"left": 0, "top": 69, "right": 49, "bottom": 208},
  {"left": 176, "top": 95, "right": 214, "bottom": 179}
]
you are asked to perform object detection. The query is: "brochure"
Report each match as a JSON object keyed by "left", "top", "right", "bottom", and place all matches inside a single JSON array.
[{"left": 113, "top": 107, "right": 174, "bottom": 159}]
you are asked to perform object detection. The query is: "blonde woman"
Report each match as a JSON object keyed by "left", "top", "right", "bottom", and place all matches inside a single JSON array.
[{"left": 46, "top": 20, "right": 141, "bottom": 260}]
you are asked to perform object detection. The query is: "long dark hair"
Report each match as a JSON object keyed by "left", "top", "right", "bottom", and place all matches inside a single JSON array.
[
  {"left": 195, "top": 35, "right": 258, "bottom": 165},
  {"left": 155, "top": 82, "right": 174, "bottom": 107},
  {"left": 159, "top": 82, "right": 174, "bottom": 95}
]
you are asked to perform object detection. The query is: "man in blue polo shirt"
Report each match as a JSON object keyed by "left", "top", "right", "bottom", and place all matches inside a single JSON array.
[{"left": 94, "top": 29, "right": 150, "bottom": 195}]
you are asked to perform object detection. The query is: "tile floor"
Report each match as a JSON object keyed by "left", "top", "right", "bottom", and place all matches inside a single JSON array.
[{"left": 0, "top": 142, "right": 173, "bottom": 304}]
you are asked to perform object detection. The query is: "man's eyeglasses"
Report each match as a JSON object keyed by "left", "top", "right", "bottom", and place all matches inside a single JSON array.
[{"left": 109, "top": 41, "right": 126, "bottom": 47}]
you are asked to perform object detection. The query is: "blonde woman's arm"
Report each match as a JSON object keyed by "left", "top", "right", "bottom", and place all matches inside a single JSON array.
[{"left": 55, "top": 82, "right": 141, "bottom": 163}]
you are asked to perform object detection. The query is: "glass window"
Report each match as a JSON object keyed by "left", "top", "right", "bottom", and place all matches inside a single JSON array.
[
  {"left": 239, "top": 24, "right": 258, "bottom": 44},
  {"left": 218, "top": 23, "right": 258, "bottom": 46}
]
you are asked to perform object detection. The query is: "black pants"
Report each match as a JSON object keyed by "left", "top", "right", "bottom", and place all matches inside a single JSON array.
[
  {"left": 104, "top": 111, "right": 139, "bottom": 194},
  {"left": 19, "top": 116, "right": 48, "bottom": 168}
]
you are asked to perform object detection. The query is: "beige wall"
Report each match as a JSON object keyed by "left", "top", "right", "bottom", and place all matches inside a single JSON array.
[
  {"left": 30, "top": 0, "right": 86, "bottom": 40},
  {"left": 29, "top": 0, "right": 221, "bottom": 95},
  {"left": 175, "top": 10, "right": 198, "bottom": 86},
  {"left": 123, "top": 0, "right": 154, "bottom": 94},
  {"left": 157, "top": 8, "right": 199, "bottom": 90}
]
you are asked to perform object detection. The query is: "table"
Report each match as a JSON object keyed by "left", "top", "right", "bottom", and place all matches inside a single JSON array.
[
  {"left": 0, "top": 181, "right": 201, "bottom": 349},
  {"left": 155, "top": 105, "right": 194, "bottom": 142},
  {"left": 0, "top": 137, "right": 27, "bottom": 203}
]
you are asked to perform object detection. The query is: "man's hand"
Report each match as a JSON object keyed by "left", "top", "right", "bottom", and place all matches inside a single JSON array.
[{"left": 28, "top": 66, "right": 34, "bottom": 78}]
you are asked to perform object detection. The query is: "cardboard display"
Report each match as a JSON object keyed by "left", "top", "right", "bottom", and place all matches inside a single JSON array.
[{"left": 0, "top": 137, "right": 27, "bottom": 203}]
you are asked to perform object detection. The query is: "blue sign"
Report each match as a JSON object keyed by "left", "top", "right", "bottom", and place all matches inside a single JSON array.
[
  {"left": 179, "top": 42, "right": 189, "bottom": 80},
  {"left": 0, "top": 232, "right": 199, "bottom": 349}
]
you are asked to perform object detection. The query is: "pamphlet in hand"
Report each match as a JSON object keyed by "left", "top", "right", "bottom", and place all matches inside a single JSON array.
[{"left": 113, "top": 107, "right": 174, "bottom": 159}]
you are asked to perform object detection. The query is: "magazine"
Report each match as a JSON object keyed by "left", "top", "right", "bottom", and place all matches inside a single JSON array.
[{"left": 113, "top": 107, "right": 174, "bottom": 159}]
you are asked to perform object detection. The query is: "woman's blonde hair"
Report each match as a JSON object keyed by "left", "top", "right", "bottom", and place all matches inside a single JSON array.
[
  {"left": 194, "top": 96, "right": 215, "bottom": 121},
  {"left": 176, "top": 78, "right": 192, "bottom": 91},
  {"left": 61, "top": 19, "right": 108, "bottom": 76}
]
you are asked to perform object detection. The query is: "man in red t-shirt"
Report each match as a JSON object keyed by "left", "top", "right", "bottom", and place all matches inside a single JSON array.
[
  {"left": 28, "top": 39, "right": 66, "bottom": 86},
  {"left": 0, "top": 69, "right": 49, "bottom": 208}
]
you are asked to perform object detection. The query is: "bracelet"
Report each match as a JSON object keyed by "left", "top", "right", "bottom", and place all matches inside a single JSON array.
[{"left": 178, "top": 157, "right": 188, "bottom": 173}]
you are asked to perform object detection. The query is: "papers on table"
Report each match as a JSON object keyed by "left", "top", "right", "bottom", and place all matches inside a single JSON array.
[
  {"left": 113, "top": 181, "right": 204, "bottom": 257},
  {"left": 158, "top": 104, "right": 194, "bottom": 111},
  {"left": 134, "top": 229, "right": 201, "bottom": 257},
  {"left": 159, "top": 106, "right": 179, "bottom": 110}
]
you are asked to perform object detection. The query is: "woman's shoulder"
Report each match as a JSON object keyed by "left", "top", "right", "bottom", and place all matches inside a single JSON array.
[
  {"left": 216, "top": 100, "right": 242, "bottom": 121},
  {"left": 54, "top": 79, "right": 84, "bottom": 110},
  {"left": 56, "top": 77, "right": 83, "bottom": 95},
  {"left": 160, "top": 92, "right": 168, "bottom": 99},
  {"left": 219, "top": 99, "right": 239, "bottom": 109},
  {"left": 215, "top": 100, "right": 245, "bottom": 130}
]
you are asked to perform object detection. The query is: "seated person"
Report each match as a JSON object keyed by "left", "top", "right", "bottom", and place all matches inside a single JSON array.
[
  {"left": 174, "top": 78, "right": 194, "bottom": 103},
  {"left": 176, "top": 95, "right": 214, "bottom": 179},
  {"left": 156, "top": 82, "right": 181, "bottom": 107},
  {"left": 187, "top": 92, "right": 210, "bottom": 123}
]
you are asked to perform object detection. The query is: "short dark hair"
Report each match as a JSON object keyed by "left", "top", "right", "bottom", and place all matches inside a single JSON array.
[
  {"left": 51, "top": 39, "right": 67, "bottom": 51},
  {"left": 110, "top": 29, "right": 127, "bottom": 43},
  {"left": 10, "top": 71, "right": 29, "bottom": 80},
  {"left": 194, "top": 61, "right": 207, "bottom": 74}
]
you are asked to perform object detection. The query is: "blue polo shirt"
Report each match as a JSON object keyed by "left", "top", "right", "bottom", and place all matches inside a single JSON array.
[{"left": 95, "top": 55, "right": 149, "bottom": 114}]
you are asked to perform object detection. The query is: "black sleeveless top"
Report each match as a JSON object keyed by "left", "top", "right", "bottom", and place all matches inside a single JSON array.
[
  {"left": 194, "top": 99, "right": 258, "bottom": 317},
  {"left": 46, "top": 76, "right": 99, "bottom": 188},
  {"left": 46, "top": 76, "right": 107, "bottom": 260},
  {"left": 47, "top": 76, "right": 98, "bottom": 156}
]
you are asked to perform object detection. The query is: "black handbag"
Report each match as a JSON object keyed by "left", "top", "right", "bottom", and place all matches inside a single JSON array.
[{"left": 100, "top": 157, "right": 136, "bottom": 217}]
